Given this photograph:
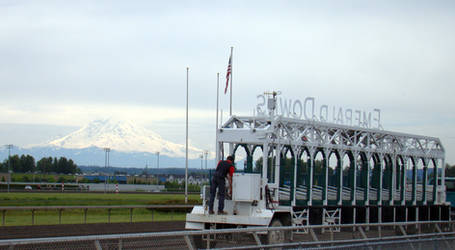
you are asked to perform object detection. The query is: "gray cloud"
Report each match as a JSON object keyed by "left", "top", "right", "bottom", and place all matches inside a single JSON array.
[{"left": 0, "top": 1, "right": 454, "bottom": 162}]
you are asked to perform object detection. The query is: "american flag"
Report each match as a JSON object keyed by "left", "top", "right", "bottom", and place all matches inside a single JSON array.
[{"left": 225, "top": 52, "right": 232, "bottom": 94}]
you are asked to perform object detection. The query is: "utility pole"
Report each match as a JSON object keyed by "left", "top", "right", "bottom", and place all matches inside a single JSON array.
[
  {"left": 5, "top": 144, "right": 13, "bottom": 193},
  {"left": 200, "top": 154, "right": 203, "bottom": 170},
  {"left": 104, "top": 147, "right": 110, "bottom": 193},
  {"left": 204, "top": 150, "right": 208, "bottom": 170},
  {"left": 145, "top": 162, "right": 148, "bottom": 183},
  {"left": 185, "top": 67, "right": 189, "bottom": 204}
]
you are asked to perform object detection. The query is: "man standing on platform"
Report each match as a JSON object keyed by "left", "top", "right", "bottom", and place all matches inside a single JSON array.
[{"left": 208, "top": 155, "right": 235, "bottom": 215}]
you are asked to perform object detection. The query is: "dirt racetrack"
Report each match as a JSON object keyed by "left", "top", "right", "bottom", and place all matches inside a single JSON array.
[{"left": 0, "top": 221, "right": 185, "bottom": 240}]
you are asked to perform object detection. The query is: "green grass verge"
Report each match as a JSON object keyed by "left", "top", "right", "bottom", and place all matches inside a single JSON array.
[
  {"left": 2, "top": 208, "right": 186, "bottom": 226},
  {"left": 0, "top": 192, "right": 199, "bottom": 226},
  {"left": 0, "top": 192, "right": 200, "bottom": 206}
]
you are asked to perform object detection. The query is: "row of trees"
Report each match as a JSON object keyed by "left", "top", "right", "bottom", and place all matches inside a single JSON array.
[
  {"left": 0, "top": 155, "right": 81, "bottom": 174},
  {"left": 445, "top": 164, "right": 455, "bottom": 177}
]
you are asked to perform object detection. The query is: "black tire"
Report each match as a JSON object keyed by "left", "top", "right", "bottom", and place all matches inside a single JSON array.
[{"left": 267, "top": 218, "right": 285, "bottom": 245}]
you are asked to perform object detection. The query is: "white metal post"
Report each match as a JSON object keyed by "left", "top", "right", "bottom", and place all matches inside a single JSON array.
[
  {"left": 391, "top": 155, "right": 396, "bottom": 206},
  {"left": 292, "top": 147, "right": 298, "bottom": 206},
  {"left": 185, "top": 67, "right": 189, "bottom": 204},
  {"left": 229, "top": 46, "right": 233, "bottom": 116},
  {"left": 323, "top": 149, "right": 329, "bottom": 206},
  {"left": 423, "top": 159, "right": 428, "bottom": 205},
  {"left": 379, "top": 155, "right": 383, "bottom": 206},
  {"left": 274, "top": 144, "right": 281, "bottom": 202},
  {"left": 412, "top": 157, "right": 417, "bottom": 206},
  {"left": 365, "top": 154, "right": 370, "bottom": 206},
  {"left": 441, "top": 158, "right": 446, "bottom": 195},
  {"left": 352, "top": 152, "right": 358, "bottom": 206},
  {"left": 308, "top": 149, "right": 315, "bottom": 206},
  {"left": 402, "top": 158, "right": 407, "bottom": 206},
  {"left": 338, "top": 154, "right": 344, "bottom": 206}
]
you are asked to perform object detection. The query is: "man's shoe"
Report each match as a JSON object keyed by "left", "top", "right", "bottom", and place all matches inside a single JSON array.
[
  {"left": 218, "top": 210, "right": 228, "bottom": 215},
  {"left": 208, "top": 210, "right": 215, "bottom": 215}
]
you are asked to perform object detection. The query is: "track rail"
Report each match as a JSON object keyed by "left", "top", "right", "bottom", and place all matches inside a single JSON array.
[{"left": 0, "top": 220, "right": 453, "bottom": 249}]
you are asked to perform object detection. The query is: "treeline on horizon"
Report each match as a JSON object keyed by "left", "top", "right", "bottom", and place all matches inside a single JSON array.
[
  {"left": 0, "top": 154, "right": 81, "bottom": 174},
  {"left": 445, "top": 164, "right": 455, "bottom": 177},
  {"left": 79, "top": 165, "right": 211, "bottom": 175}
]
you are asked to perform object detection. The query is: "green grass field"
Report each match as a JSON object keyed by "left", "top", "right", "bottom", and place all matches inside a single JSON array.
[
  {"left": 0, "top": 192, "right": 201, "bottom": 226},
  {"left": 0, "top": 192, "right": 200, "bottom": 206}
]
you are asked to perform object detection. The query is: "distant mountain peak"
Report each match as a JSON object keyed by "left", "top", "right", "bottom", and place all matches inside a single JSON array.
[{"left": 46, "top": 118, "right": 203, "bottom": 158}]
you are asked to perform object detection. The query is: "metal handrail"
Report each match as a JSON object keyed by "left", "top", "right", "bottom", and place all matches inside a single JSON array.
[
  {"left": 214, "top": 235, "right": 455, "bottom": 250},
  {"left": 0, "top": 220, "right": 453, "bottom": 247}
]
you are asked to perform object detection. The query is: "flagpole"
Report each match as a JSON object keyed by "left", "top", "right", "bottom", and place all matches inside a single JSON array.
[
  {"left": 216, "top": 73, "right": 220, "bottom": 130},
  {"left": 185, "top": 67, "right": 189, "bottom": 204},
  {"left": 229, "top": 46, "right": 233, "bottom": 116},
  {"left": 215, "top": 72, "right": 220, "bottom": 164}
]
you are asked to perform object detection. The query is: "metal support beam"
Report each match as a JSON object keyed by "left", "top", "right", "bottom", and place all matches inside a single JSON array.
[
  {"left": 391, "top": 155, "right": 396, "bottom": 206},
  {"left": 412, "top": 158, "right": 417, "bottom": 206},
  {"left": 184, "top": 235, "right": 195, "bottom": 250},
  {"left": 352, "top": 152, "right": 358, "bottom": 206},
  {"left": 274, "top": 144, "right": 281, "bottom": 202},
  {"left": 401, "top": 159, "right": 407, "bottom": 205},
  {"left": 94, "top": 240, "right": 102, "bottom": 250},
  {"left": 323, "top": 149, "right": 329, "bottom": 206},
  {"left": 118, "top": 239, "right": 123, "bottom": 250},
  {"left": 337, "top": 153, "right": 344, "bottom": 206},
  {"left": 308, "top": 149, "right": 315, "bottom": 206},
  {"left": 292, "top": 147, "right": 298, "bottom": 206},
  {"left": 252, "top": 232, "right": 264, "bottom": 250},
  {"left": 357, "top": 226, "right": 373, "bottom": 250},
  {"left": 309, "top": 228, "right": 320, "bottom": 248},
  {"left": 422, "top": 159, "right": 428, "bottom": 205},
  {"left": 398, "top": 225, "right": 416, "bottom": 250},
  {"left": 378, "top": 155, "right": 383, "bottom": 206},
  {"left": 365, "top": 153, "right": 370, "bottom": 206}
]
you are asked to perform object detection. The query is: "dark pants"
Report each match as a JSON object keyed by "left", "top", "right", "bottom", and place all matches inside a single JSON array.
[{"left": 208, "top": 176, "right": 225, "bottom": 212}]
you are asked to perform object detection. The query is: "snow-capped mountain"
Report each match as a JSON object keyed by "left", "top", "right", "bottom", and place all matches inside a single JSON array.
[{"left": 46, "top": 118, "right": 204, "bottom": 159}]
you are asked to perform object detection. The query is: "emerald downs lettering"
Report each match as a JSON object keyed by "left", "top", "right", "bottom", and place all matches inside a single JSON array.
[{"left": 256, "top": 95, "right": 382, "bottom": 130}]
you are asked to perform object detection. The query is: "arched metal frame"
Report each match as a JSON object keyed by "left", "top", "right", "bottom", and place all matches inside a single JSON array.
[{"left": 217, "top": 115, "right": 446, "bottom": 207}]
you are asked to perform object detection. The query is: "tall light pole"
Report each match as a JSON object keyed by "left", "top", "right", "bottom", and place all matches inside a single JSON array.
[
  {"left": 185, "top": 67, "right": 189, "bottom": 204},
  {"left": 204, "top": 150, "right": 208, "bottom": 182},
  {"left": 5, "top": 144, "right": 13, "bottom": 193},
  {"left": 156, "top": 151, "right": 160, "bottom": 169},
  {"left": 204, "top": 150, "right": 208, "bottom": 170},
  {"left": 200, "top": 154, "right": 203, "bottom": 170},
  {"left": 104, "top": 147, "right": 110, "bottom": 193}
]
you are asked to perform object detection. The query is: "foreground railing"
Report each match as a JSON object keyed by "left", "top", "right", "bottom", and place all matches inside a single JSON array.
[
  {"left": 0, "top": 205, "right": 194, "bottom": 226},
  {"left": 0, "top": 220, "right": 454, "bottom": 249}
]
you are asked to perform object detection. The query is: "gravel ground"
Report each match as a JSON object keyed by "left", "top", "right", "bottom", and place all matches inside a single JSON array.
[{"left": 0, "top": 221, "right": 186, "bottom": 240}]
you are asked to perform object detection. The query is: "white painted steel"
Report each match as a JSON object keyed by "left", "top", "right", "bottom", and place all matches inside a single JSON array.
[
  {"left": 186, "top": 206, "right": 273, "bottom": 226},
  {"left": 188, "top": 93, "right": 446, "bottom": 230},
  {"left": 232, "top": 173, "right": 261, "bottom": 202}
]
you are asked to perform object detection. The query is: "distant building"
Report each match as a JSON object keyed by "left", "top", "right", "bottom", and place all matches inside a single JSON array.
[{"left": 82, "top": 175, "right": 127, "bottom": 184}]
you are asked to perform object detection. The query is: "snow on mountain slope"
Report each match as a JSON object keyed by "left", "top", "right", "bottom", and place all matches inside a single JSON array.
[{"left": 47, "top": 118, "right": 204, "bottom": 159}]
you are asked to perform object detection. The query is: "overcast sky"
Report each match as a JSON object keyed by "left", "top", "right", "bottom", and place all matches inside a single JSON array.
[{"left": 0, "top": 1, "right": 454, "bottom": 163}]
